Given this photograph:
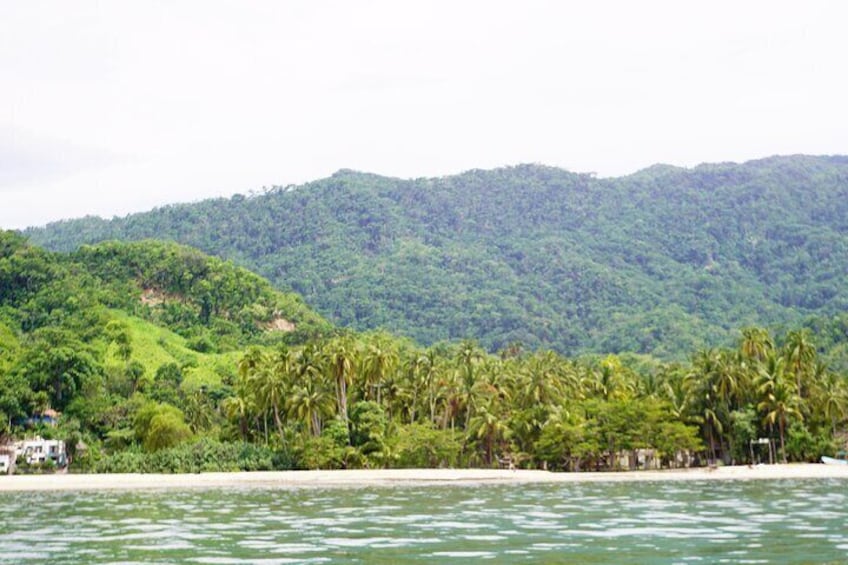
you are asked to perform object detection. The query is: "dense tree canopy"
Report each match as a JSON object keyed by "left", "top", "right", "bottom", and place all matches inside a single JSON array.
[
  {"left": 188, "top": 325, "right": 847, "bottom": 471},
  {"left": 0, "top": 233, "right": 331, "bottom": 438},
  {"left": 1, "top": 233, "right": 846, "bottom": 473},
  {"left": 24, "top": 156, "right": 848, "bottom": 358}
]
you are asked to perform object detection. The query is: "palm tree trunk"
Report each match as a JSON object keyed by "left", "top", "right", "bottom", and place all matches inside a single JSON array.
[
  {"left": 312, "top": 412, "right": 321, "bottom": 437},
  {"left": 336, "top": 377, "right": 348, "bottom": 424},
  {"left": 779, "top": 415, "right": 787, "bottom": 463},
  {"left": 409, "top": 389, "right": 418, "bottom": 424},
  {"left": 273, "top": 403, "right": 284, "bottom": 437},
  {"left": 240, "top": 416, "right": 248, "bottom": 441},
  {"left": 486, "top": 432, "right": 493, "bottom": 466},
  {"left": 708, "top": 425, "right": 716, "bottom": 463},
  {"left": 430, "top": 395, "right": 437, "bottom": 425}
]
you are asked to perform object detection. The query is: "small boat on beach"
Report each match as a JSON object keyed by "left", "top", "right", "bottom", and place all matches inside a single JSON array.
[{"left": 821, "top": 456, "right": 848, "bottom": 465}]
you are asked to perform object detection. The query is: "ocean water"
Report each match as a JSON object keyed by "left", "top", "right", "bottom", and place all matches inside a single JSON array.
[{"left": 1, "top": 479, "right": 846, "bottom": 563}]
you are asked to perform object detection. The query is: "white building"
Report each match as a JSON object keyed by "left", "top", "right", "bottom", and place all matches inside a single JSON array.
[
  {"left": 14, "top": 437, "right": 67, "bottom": 467},
  {"left": 0, "top": 452, "right": 12, "bottom": 474}
]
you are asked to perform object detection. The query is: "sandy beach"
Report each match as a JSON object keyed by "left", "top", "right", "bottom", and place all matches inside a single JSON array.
[{"left": 1, "top": 464, "right": 847, "bottom": 492}]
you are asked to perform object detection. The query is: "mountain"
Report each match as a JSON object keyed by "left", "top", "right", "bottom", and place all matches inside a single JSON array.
[
  {"left": 0, "top": 232, "right": 331, "bottom": 418},
  {"left": 23, "top": 155, "right": 848, "bottom": 358},
  {"left": 3, "top": 234, "right": 848, "bottom": 473}
]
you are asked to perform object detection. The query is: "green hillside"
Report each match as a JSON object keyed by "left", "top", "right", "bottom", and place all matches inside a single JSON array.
[
  {"left": 0, "top": 232, "right": 331, "bottom": 425},
  {"left": 24, "top": 155, "right": 848, "bottom": 358},
  {"left": 3, "top": 231, "right": 848, "bottom": 472}
]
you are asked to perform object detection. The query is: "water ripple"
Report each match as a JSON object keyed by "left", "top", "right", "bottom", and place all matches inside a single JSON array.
[{"left": 1, "top": 479, "right": 848, "bottom": 563}]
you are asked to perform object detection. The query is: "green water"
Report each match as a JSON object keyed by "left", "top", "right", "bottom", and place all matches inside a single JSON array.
[{"left": 1, "top": 479, "right": 847, "bottom": 563}]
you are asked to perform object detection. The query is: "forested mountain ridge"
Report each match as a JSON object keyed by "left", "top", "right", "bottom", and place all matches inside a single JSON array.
[
  {"left": 70, "top": 240, "right": 330, "bottom": 347},
  {"left": 3, "top": 232, "right": 848, "bottom": 472},
  {"left": 0, "top": 232, "right": 332, "bottom": 413},
  {"left": 0, "top": 232, "right": 333, "bottom": 465},
  {"left": 24, "top": 155, "right": 848, "bottom": 358}
]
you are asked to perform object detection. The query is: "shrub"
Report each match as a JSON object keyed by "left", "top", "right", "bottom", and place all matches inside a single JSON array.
[{"left": 94, "top": 438, "right": 290, "bottom": 473}]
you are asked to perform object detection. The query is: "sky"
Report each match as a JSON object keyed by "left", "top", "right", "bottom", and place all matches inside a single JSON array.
[{"left": 2, "top": 1, "right": 847, "bottom": 229}]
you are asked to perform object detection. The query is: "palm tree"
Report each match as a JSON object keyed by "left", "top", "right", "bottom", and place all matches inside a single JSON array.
[
  {"left": 236, "top": 347, "right": 269, "bottom": 441},
  {"left": 456, "top": 340, "right": 484, "bottom": 429},
  {"left": 783, "top": 329, "right": 816, "bottom": 401},
  {"left": 253, "top": 367, "right": 283, "bottom": 438},
  {"left": 591, "top": 355, "right": 635, "bottom": 402},
  {"left": 686, "top": 349, "right": 725, "bottom": 462},
  {"left": 322, "top": 337, "right": 358, "bottom": 425},
  {"left": 250, "top": 348, "right": 294, "bottom": 438},
  {"left": 361, "top": 334, "right": 399, "bottom": 404},
  {"left": 399, "top": 351, "right": 429, "bottom": 424},
  {"left": 756, "top": 353, "right": 801, "bottom": 463},
  {"left": 713, "top": 350, "right": 742, "bottom": 412},
  {"left": 637, "top": 371, "right": 663, "bottom": 400},
  {"left": 437, "top": 367, "right": 462, "bottom": 431},
  {"left": 222, "top": 394, "right": 253, "bottom": 441},
  {"left": 475, "top": 358, "right": 512, "bottom": 403},
  {"left": 429, "top": 359, "right": 459, "bottom": 430},
  {"left": 238, "top": 346, "right": 266, "bottom": 381},
  {"left": 294, "top": 343, "right": 323, "bottom": 383},
  {"left": 658, "top": 365, "right": 690, "bottom": 421},
  {"left": 813, "top": 369, "right": 848, "bottom": 435},
  {"left": 740, "top": 327, "right": 774, "bottom": 363},
  {"left": 468, "top": 400, "right": 511, "bottom": 466},
  {"left": 287, "top": 377, "right": 333, "bottom": 437},
  {"left": 183, "top": 387, "right": 214, "bottom": 432},
  {"left": 519, "top": 351, "right": 566, "bottom": 409}
]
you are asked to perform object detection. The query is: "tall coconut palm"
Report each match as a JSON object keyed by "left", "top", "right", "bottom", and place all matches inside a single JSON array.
[
  {"left": 713, "top": 350, "right": 742, "bottom": 412},
  {"left": 813, "top": 369, "right": 848, "bottom": 435},
  {"left": 456, "top": 340, "right": 484, "bottom": 429},
  {"left": 783, "top": 329, "right": 816, "bottom": 401},
  {"left": 322, "top": 336, "right": 358, "bottom": 425},
  {"left": 686, "top": 349, "right": 725, "bottom": 462},
  {"left": 183, "top": 387, "right": 214, "bottom": 432},
  {"left": 658, "top": 365, "right": 690, "bottom": 421},
  {"left": 430, "top": 359, "right": 458, "bottom": 430},
  {"left": 474, "top": 357, "right": 513, "bottom": 404},
  {"left": 468, "top": 400, "right": 511, "bottom": 465},
  {"left": 361, "top": 334, "right": 399, "bottom": 404},
  {"left": 740, "top": 327, "right": 774, "bottom": 363},
  {"left": 222, "top": 393, "right": 254, "bottom": 441},
  {"left": 238, "top": 346, "right": 266, "bottom": 382},
  {"left": 252, "top": 368, "right": 284, "bottom": 437},
  {"left": 756, "top": 353, "right": 801, "bottom": 463},
  {"left": 400, "top": 351, "right": 430, "bottom": 424},
  {"left": 591, "top": 355, "right": 635, "bottom": 402},
  {"left": 235, "top": 347, "right": 268, "bottom": 441},
  {"left": 519, "top": 351, "right": 566, "bottom": 409},
  {"left": 287, "top": 376, "right": 333, "bottom": 437},
  {"left": 437, "top": 367, "right": 463, "bottom": 431},
  {"left": 294, "top": 343, "right": 322, "bottom": 378}
]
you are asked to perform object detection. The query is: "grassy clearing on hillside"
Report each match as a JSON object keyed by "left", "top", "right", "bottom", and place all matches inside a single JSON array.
[{"left": 103, "top": 310, "right": 239, "bottom": 390}]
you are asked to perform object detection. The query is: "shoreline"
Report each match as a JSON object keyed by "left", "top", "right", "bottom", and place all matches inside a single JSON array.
[{"left": 2, "top": 464, "right": 848, "bottom": 492}]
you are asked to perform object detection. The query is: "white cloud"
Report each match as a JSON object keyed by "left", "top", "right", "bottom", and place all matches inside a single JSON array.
[{"left": 2, "top": 0, "right": 847, "bottom": 228}]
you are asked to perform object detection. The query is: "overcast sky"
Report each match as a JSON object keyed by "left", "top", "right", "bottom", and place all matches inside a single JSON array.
[{"left": 2, "top": 1, "right": 847, "bottom": 229}]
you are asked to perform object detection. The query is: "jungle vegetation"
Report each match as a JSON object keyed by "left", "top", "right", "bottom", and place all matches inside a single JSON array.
[
  {"left": 2, "top": 232, "right": 847, "bottom": 473},
  {"left": 24, "top": 155, "right": 848, "bottom": 358}
]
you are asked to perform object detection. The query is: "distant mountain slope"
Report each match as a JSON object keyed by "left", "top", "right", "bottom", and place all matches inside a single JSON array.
[
  {"left": 0, "top": 232, "right": 331, "bottom": 421},
  {"left": 0, "top": 233, "right": 330, "bottom": 354},
  {"left": 71, "top": 239, "right": 330, "bottom": 347},
  {"left": 24, "top": 155, "right": 848, "bottom": 357}
]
